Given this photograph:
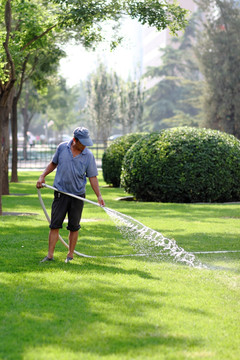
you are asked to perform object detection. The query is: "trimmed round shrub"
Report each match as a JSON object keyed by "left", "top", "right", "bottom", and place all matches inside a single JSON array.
[
  {"left": 121, "top": 127, "right": 240, "bottom": 202},
  {"left": 102, "top": 133, "right": 147, "bottom": 187}
]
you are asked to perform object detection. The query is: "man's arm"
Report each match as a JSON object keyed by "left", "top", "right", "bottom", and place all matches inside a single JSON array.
[
  {"left": 89, "top": 176, "right": 105, "bottom": 206},
  {"left": 36, "top": 161, "right": 57, "bottom": 188}
]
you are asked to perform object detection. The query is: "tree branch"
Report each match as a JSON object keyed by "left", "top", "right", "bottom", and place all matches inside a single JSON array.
[
  {"left": 15, "top": 55, "right": 30, "bottom": 102},
  {"left": 0, "top": 80, "right": 4, "bottom": 93},
  {"left": 3, "top": 42, "right": 16, "bottom": 85},
  {"left": 5, "top": 0, "right": 11, "bottom": 47},
  {"left": 24, "top": 56, "right": 38, "bottom": 82},
  {"left": 20, "top": 23, "right": 59, "bottom": 51},
  {"left": 3, "top": 0, "right": 16, "bottom": 86}
]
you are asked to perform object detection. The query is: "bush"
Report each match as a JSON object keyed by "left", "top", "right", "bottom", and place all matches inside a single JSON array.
[
  {"left": 102, "top": 133, "right": 147, "bottom": 187},
  {"left": 121, "top": 127, "right": 240, "bottom": 202}
]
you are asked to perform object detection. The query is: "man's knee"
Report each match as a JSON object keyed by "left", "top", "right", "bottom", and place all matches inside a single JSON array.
[{"left": 67, "top": 224, "right": 80, "bottom": 232}]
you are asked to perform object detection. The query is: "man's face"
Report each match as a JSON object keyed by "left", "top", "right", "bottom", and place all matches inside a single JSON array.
[{"left": 75, "top": 138, "right": 86, "bottom": 151}]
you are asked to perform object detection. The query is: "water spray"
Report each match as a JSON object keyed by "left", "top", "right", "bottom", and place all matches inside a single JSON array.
[{"left": 37, "top": 183, "right": 205, "bottom": 267}]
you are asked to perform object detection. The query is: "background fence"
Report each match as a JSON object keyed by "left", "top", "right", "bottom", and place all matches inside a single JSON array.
[{"left": 9, "top": 142, "right": 105, "bottom": 170}]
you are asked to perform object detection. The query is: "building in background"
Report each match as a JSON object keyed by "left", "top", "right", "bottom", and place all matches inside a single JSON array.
[{"left": 141, "top": 0, "right": 198, "bottom": 73}]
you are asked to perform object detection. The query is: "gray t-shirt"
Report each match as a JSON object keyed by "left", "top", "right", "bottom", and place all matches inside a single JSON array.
[{"left": 52, "top": 140, "right": 98, "bottom": 195}]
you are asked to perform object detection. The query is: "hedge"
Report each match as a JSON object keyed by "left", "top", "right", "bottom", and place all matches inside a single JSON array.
[
  {"left": 121, "top": 127, "right": 240, "bottom": 202},
  {"left": 102, "top": 133, "right": 147, "bottom": 187}
]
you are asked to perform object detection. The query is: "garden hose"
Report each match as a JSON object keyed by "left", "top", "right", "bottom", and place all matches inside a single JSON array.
[{"left": 37, "top": 184, "right": 240, "bottom": 260}]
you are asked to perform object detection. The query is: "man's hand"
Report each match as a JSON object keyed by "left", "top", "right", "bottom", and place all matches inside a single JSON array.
[
  {"left": 97, "top": 195, "right": 105, "bottom": 207},
  {"left": 36, "top": 162, "right": 57, "bottom": 189},
  {"left": 36, "top": 175, "right": 45, "bottom": 189}
]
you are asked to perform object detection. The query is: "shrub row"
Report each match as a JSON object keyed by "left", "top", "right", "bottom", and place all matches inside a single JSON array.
[{"left": 121, "top": 127, "right": 240, "bottom": 202}]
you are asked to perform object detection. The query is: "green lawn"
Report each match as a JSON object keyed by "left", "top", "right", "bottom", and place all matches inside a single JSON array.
[{"left": 0, "top": 171, "right": 240, "bottom": 360}]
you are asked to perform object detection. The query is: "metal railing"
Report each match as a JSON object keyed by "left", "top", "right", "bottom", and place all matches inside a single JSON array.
[{"left": 9, "top": 142, "right": 105, "bottom": 169}]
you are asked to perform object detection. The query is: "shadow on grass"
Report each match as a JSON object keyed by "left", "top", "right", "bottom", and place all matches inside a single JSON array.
[{"left": 0, "top": 271, "right": 204, "bottom": 360}]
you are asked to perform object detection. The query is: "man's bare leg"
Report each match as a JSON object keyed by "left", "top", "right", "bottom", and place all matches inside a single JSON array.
[
  {"left": 67, "top": 230, "right": 79, "bottom": 259},
  {"left": 47, "top": 228, "right": 59, "bottom": 259}
]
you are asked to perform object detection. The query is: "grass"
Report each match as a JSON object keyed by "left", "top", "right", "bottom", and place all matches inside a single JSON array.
[{"left": 0, "top": 171, "right": 240, "bottom": 360}]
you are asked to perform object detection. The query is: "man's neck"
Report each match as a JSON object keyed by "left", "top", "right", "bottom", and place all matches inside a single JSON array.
[{"left": 71, "top": 142, "right": 82, "bottom": 157}]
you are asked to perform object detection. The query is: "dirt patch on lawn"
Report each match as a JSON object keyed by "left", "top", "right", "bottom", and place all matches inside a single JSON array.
[{"left": 2, "top": 212, "right": 39, "bottom": 216}]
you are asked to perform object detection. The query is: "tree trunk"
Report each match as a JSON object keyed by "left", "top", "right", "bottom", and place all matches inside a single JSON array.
[
  {"left": 11, "top": 95, "right": 18, "bottom": 182},
  {"left": 2, "top": 106, "right": 10, "bottom": 195},
  {"left": 0, "top": 98, "right": 14, "bottom": 211},
  {"left": 0, "top": 107, "right": 3, "bottom": 215},
  {"left": 23, "top": 115, "right": 28, "bottom": 161},
  {"left": 1, "top": 90, "right": 14, "bottom": 195},
  {"left": 21, "top": 93, "right": 31, "bottom": 161}
]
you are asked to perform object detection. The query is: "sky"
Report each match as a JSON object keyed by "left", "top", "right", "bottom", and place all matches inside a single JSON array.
[{"left": 59, "top": 19, "right": 142, "bottom": 87}]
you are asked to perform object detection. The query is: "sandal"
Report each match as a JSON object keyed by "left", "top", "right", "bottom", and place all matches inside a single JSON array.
[{"left": 40, "top": 256, "right": 54, "bottom": 263}]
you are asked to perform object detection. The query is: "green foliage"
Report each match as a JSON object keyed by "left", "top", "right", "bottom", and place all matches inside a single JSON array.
[
  {"left": 126, "top": 0, "right": 189, "bottom": 35},
  {"left": 29, "top": 46, "right": 65, "bottom": 91},
  {"left": 102, "top": 133, "right": 146, "bottom": 187},
  {"left": 115, "top": 76, "right": 144, "bottom": 134},
  {"left": 121, "top": 127, "right": 240, "bottom": 202},
  {"left": 52, "top": 0, "right": 188, "bottom": 47},
  {"left": 0, "top": 0, "right": 188, "bottom": 100},
  {"left": 0, "top": 0, "right": 188, "bottom": 98},
  {"left": 86, "top": 63, "right": 118, "bottom": 143},
  {"left": 196, "top": 0, "right": 240, "bottom": 138},
  {"left": 0, "top": 0, "right": 60, "bottom": 81},
  {"left": 86, "top": 64, "right": 145, "bottom": 143}
]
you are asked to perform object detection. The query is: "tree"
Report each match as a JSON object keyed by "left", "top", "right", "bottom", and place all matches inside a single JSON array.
[
  {"left": 86, "top": 63, "right": 117, "bottom": 147},
  {"left": 0, "top": 0, "right": 188, "bottom": 214},
  {"left": 196, "top": 0, "right": 240, "bottom": 138},
  {"left": 115, "top": 77, "right": 144, "bottom": 134},
  {"left": 86, "top": 64, "right": 144, "bottom": 143},
  {"left": 0, "top": 0, "right": 65, "bottom": 194},
  {"left": 144, "top": 12, "right": 203, "bottom": 131}
]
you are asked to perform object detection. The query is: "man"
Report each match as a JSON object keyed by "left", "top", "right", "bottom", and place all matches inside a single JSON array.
[{"left": 36, "top": 127, "right": 105, "bottom": 263}]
